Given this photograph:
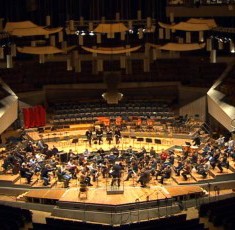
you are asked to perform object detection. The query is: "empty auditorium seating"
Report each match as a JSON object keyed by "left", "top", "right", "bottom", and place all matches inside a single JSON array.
[
  {"left": 199, "top": 197, "right": 235, "bottom": 230},
  {"left": 0, "top": 204, "right": 32, "bottom": 230},
  {"left": 29, "top": 213, "right": 207, "bottom": 230}
]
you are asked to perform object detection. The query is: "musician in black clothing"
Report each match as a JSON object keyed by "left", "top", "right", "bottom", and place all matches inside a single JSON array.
[
  {"left": 106, "top": 128, "right": 113, "bottom": 145},
  {"left": 193, "top": 135, "right": 201, "bottom": 146},
  {"left": 20, "top": 163, "right": 33, "bottom": 184},
  {"left": 2, "top": 152, "right": 15, "bottom": 173},
  {"left": 114, "top": 128, "right": 121, "bottom": 145},
  {"left": 137, "top": 167, "right": 151, "bottom": 187},
  {"left": 85, "top": 129, "right": 93, "bottom": 147},
  {"left": 96, "top": 128, "right": 103, "bottom": 145},
  {"left": 40, "top": 164, "right": 54, "bottom": 186},
  {"left": 111, "top": 162, "right": 122, "bottom": 187}
]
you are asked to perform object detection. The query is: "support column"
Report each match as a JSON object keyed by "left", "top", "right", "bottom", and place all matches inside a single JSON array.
[
  {"left": 7, "top": 54, "right": 13, "bottom": 68},
  {"left": 210, "top": 50, "right": 216, "bottom": 63},
  {"left": 206, "top": 38, "right": 212, "bottom": 51},
  {"left": 67, "top": 56, "right": 73, "bottom": 71},
  {"left": 186, "top": 32, "right": 191, "bottom": 43},
  {"left": 39, "top": 54, "right": 45, "bottom": 64},
  {"left": 159, "top": 28, "right": 164, "bottom": 39},
  {"left": 199, "top": 31, "right": 204, "bottom": 42}
]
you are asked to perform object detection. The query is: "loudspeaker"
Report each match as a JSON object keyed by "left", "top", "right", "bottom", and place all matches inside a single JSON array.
[
  {"left": 146, "top": 138, "right": 152, "bottom": 143},
  {"left": 155, "top": 139, "right": 161, "bottom": 144},
  {"left": 137, "top": 138, "right": 144, "bottom": 142},
  {"left": 26, "top": 0, "right": 38, "bottom": 12}
]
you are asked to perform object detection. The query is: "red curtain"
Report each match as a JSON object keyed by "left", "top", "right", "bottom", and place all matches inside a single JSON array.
[{"left": 23, "top": 105, "right": 46, "bottom": 128}]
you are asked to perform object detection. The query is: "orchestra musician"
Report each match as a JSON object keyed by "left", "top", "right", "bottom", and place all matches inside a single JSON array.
[
  {"left": 137, "top": 167, "right": 151, "bottom": 188},
  {"left": 19, "top": 162, "right": 34, "bottom": 184},
  {"left": 96, "top": 128, "right": 103, "bottom": 145},
  {"left": 158, "top": 165, "right": 172, "bottom": 184},
  {"left": 79, "top": 170, "right": 93, "bottom": 186},
  {"left": 181, "top": 161, "right": 192, "bottom": 181},
  {"left": 124, "top": 160, "right": 138, "bottom": 181},
  {"left": 110, "top": 161, "right": 122, "bottom": 187},
  {"left": 56, "top": 166, "right": 72, "bottom": 188},
  {"left": 2, "top": 152, "right": 15, "bottom": 173},
  {"left": 40, "top": 164, "right": 55, "bottom": 186},
  {"left": 66, "top": 159, "right": 78, "bottom": 179},
  {"left": 106, "top": 127, "right": 113, "bottom": 145},
  {"left": 114, "top": 127, "right": 121, "bottom": 145},
  {"left": 85, "top": 129, "right": 93, "bottom": 147}
]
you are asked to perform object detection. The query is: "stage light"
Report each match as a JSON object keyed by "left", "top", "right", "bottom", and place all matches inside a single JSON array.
[
  {"left": 89, "top": 31, "right": 95, "bottom": 36},
  {"left": 230, "top": 40, "right": 235, "bottom": 53}
]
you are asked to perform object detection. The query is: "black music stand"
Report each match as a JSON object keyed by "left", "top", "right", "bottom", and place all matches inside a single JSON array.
[
  {"left": 72, "top": 138, "right": 79, "bottom": 151},
  {"left": 185, "top": 142, "right": 191, "bottom": 146},
  {"left": 155, "top": 139, "right": 161, "bottom": 151}
]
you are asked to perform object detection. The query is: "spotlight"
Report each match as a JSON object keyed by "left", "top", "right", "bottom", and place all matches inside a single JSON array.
[{"left": 89, "top": 31, "right": 95, "bottom": 36}]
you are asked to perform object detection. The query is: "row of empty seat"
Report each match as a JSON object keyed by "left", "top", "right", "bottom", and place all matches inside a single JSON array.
[
  {"left": 199, "top": 197, "right": 235, "bottom": 230},
  {"left": 31, "top": 213, "right": 206, "bottom": 230},
  {"left": 0, "top": 204, "right": 32, "bottom": 230},
  {"left": 0, "top": 57, "right": 226, "bottom": 94}
]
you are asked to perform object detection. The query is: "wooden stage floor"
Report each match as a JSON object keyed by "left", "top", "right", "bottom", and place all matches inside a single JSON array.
[
  {"left": 26, "top": 125, "right": 193, "bottom": 154},
  {"left": 24, "top": 185, "right": 204, "bottom": 206}
]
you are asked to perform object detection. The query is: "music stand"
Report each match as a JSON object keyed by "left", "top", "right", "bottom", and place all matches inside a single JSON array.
[
  {"left": 185, "top": 142, "right": 191, "bottom": 146},
  {"left": 72, "top": 138, "right": 79, "bottom": 151}
]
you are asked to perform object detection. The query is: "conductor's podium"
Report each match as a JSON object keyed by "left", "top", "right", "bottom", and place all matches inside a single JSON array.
[{"left": 106, "top": 177, "right": 124, "bottom": 195}]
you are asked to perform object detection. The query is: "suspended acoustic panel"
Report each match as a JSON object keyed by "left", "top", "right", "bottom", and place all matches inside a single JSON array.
[
  {"left": 186, "top": 18, "right": 217, "bottom": 28},
  {"left": 4, "top": 21, "right": 38, "bottom": 32},
  {"left": 10, "top": 27, "right": 63, "bottom": 37},
  {"left": 148, "top": 42, "right": 205, "bottom": 51},
  {"left": 4, "top": 20, "right": 62, "bottom": 36},
  {"left": 94, "top": 23, "right": 128, "bottom": 34},
  {"left": 17, "top": 46, "right": 64, "bottom": 55},
  {"left": 17, "top": 45, "right": 77, "bottom": 55},
  {"left": 158, "top": 22, "right": 212, "bottom": 31},
  {"left": 81, "top": 45, "right": 141, "bottom": 55}
]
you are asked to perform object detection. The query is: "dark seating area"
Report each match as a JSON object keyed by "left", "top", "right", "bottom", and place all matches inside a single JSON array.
[
  {"left": 216, "top": 67, "right": 235, "bottom": 106},
  {"left": 29, "top": 213, "right": 207, "bottom": 230},
  {"left": 0, "top": 56, "right": 227, "bottom": 93},
  {"left": 50, "top": 100, "right": 175, "bottom": 126},
  {"left": 199, "top": 197, "right": 235, "bottom": 230},
  {"left": 0, "top": 204, "right": 32, "bottom": 230},
  {"left": 0, "top": 85, "right": 11, "bottom": 100}
]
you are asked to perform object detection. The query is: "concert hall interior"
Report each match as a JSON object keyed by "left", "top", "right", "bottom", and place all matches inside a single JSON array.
[{"left": 1, "top": 0, "right": 235, "bottom": 229}]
